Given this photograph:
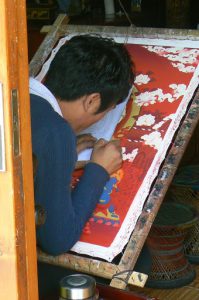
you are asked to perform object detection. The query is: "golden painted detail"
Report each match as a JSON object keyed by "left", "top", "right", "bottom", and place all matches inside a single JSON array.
[{"left": 27, "top": 8, "right": 50, "bottom": 20}]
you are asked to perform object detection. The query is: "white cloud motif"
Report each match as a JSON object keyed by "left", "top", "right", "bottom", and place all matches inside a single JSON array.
[
  {"left": 141, "top": 131, "right": 162, "bottom": 150},
  {"left": 122, "top": 148, "right": 138, "bottom": 162},
  {"left": 136, "top": 114, "right": 155, "bottom": 126},
  {"left": 163, "top": 114, "right": 175, "bottom": 121},
  {"left": 135, "top": 74, "right": 151, "bottom": 85},
  {"left": 135, "top": 82, "right": 187, "bottom": 107},
  {"left": 152, "top": 114, "right": 175, "bottom": 130},
  {"left": 135, "top": 88, "right": 173, "bottom": 106},
  {"left": 143, "top": 46, "right": 199, "bottom": 73},
  {"left": 165, "top": 54, "right": 196, "bottom": 64},
  {"left": 153, "top": 121, "right": 164, "bottom": 130},
  {"left": 171, "top": 63, "right": 196, "bottom": 73},
  {"left": 169, "top": 84, "right": 187, "bottom": 99}
]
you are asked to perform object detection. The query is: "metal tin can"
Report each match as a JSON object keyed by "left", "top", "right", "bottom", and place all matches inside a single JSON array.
[{"left": 59, "top": 274, "right": 99, "bottom": 300}]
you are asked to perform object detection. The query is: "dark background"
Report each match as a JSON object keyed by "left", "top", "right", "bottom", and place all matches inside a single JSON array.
[{"left": 27, "top": 0, "right": 199, "bottom": 61}]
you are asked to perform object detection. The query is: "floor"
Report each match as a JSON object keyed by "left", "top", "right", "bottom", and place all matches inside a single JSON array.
[{"left": 134, "top": 265, "right": 199, "bottom": 300}]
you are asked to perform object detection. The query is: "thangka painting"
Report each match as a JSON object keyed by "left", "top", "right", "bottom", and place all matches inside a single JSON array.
[{"left": 35, "top": 35, "right": 199, "bottom": 261}]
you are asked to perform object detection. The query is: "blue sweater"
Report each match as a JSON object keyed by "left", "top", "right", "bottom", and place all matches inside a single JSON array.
[{"left": 30, "top": 94, "right": 109, "bottom": 255}]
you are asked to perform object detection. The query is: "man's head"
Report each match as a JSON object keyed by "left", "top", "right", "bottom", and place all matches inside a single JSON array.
[{"left": 44, "top": 35, "right": 135, "bottom": 132}]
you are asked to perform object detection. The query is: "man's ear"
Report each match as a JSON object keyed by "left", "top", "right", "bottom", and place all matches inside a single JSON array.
[{"left": 83, "top": 93, "right": 101, "bottom": 114}]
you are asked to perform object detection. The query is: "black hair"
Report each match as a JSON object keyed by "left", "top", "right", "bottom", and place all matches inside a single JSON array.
[{"left": 44, "top": 35, "right": 135, "bottom": 113}]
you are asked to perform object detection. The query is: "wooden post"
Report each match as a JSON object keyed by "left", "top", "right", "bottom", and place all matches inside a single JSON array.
[{"left": 0, "top": 0, "right": 38, "bottom": 299}]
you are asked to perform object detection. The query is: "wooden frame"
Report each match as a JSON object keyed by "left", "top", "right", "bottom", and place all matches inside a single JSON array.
[
  {"left": 0, "top": 0, "right": 38, "bottom": 299},
  {"left": 30, "top": 16, "right": 199, "bottom": 290}
]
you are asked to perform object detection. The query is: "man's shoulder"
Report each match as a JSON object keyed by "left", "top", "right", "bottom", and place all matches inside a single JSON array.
[
  {"left": 31, "top": 94, "right": 64, "bottom": 125},
  {"left": 30, "top": 94, "right": 56, "bottom": 117},
  {"left": 30, "top": 94, "right": 75, "bottom": 142}
]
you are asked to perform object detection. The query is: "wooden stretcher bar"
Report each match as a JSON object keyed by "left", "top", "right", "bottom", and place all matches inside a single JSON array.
[{"left": 30, "top": 15, "right": 199, "bottom": 290}]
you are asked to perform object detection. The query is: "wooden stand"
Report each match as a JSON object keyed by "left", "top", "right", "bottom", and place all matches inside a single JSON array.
[
  {"left": 146, "top": 202, "right": 198, "bottom": 288},
  {"left": 30, "top": 15, "right": 199, "bottom": 291}
]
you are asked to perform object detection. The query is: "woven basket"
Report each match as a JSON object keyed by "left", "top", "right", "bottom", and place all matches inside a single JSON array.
[
  {"left": 184, "top": 224, "right": 199, "bottom": 263},
  {"left": 170, "top": 164, "right": 199, "bottom": 206},
  {"left": 170, "top": 165, "right": 199, "bottom": 263},
  {"left": 146, "top": 202, "right": 197, "bottom": 288}
]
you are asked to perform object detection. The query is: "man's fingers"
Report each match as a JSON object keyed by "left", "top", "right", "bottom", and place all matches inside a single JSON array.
[
  {"left": 94, "top": 138, "right": 108, "bottom": 148},
  {"left": 77, "top": 134, "right": 96, "bottom": 145},
  {"left": 76, "top": 134, "right": 97, "bottom": 154},
  {"left": 109, "top": 139, "right": 121, "bottom": 148},
  {"left": 75, "top": 160, "right": 88, "bottom": 169},
  {"left": 77, "top": 140, "right": 96, "bottom": 154}
]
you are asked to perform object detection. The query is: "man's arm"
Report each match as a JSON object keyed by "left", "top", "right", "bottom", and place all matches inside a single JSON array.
[{"left": 35, "top": 125, "right": 109, "bottom": 255}]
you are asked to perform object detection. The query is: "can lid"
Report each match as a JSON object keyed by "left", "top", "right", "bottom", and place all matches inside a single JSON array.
[{"left": 60, "top": 274, "right": 96, "bottom": 299}]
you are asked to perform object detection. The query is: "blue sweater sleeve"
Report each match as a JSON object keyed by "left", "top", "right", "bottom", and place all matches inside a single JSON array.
[{"left": 33, "top": 106, "right": 109, "bottom": 255}]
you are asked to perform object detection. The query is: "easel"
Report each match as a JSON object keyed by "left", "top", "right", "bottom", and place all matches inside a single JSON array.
[{"left": 30, "top": 15, "right": 199, "bottom": 290}]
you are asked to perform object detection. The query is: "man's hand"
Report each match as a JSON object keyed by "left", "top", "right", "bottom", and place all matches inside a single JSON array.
[
  {"left": 76, "top": 134, "right": 96, "bottom": 154},
  {"left": 75, "top": 160, "right": 88, "bottom": 170},
  {"left": 91, "top": 139, "right": 123, "bottom": 175},
  {"left": 75, "top": 134, "right": 96, "bottom": 170}
]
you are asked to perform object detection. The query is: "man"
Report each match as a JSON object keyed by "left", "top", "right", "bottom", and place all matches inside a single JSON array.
[{"left": 30, "top": 35, "right": 134, "bottom": 255}]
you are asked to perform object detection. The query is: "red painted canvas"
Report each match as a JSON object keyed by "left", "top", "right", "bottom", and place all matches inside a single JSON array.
[{"left": 35, "top": 36, "right": 199, "bottom": 261}]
